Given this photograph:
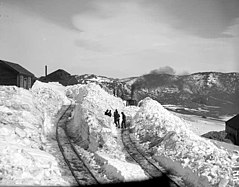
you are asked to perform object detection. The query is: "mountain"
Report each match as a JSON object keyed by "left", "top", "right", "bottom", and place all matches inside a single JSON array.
[
  {"left": 72, "top": 74, "right": 138, "bottom": 100},
  {"left": 38, "top": 71, "right": 239, "bottom": 118},
  {"left": 130, "top": 72, "right": 239, "bottom": 118}
]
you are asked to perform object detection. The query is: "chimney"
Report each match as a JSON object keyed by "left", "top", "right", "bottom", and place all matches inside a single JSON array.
[
  {"left": 131, "top": 85, "right": 135, "bottom": 100},
  {"left": 45, "top": 65, "right": 47, "bottom": 77}
]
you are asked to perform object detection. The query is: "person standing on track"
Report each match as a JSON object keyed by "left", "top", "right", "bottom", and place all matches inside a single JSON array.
[
  {"left": 114, "top": 109, "right": 120, "bottom": 128},
  {"left": 121, "top": 112, "right": 126, "bottom": 129}
]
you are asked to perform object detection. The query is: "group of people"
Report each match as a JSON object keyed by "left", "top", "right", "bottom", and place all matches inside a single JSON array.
[{"left": 104, "top": 109, "right": 127, "bottom": 129}]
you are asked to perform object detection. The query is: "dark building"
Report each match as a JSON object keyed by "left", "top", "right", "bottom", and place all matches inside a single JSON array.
[
  {"left": 39, "top": 69, "right": 75, "bottom": 86},
  {"left": 0, "top": 60, "right": 35, "bottom": 89},
  {"left": 225, "top": 114, "right": 239, "bottom": 145},
  {"left": 67, "top": 76, "right": 79, "bottom": 85}
]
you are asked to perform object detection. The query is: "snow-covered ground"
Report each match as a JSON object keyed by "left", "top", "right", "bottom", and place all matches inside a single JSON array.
[
  {"left": 171, "top": 112, "right": 225, "bottom": 136},
  {"left": 163, "top": 104, "right": 236, "bottom": 136},
  {"left": 0, "top": 81, "right": 238, "bottom": 186}
]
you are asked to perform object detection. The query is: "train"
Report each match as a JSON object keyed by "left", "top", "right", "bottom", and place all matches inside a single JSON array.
[{"left": 112, "top": 81, "right": 138, "bottom": 106}]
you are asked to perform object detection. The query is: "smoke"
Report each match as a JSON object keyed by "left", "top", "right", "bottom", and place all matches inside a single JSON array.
[
  {"left": 131, "top": 66, "right": 190, "bottom": 98},
  {"left": 179, "top": 71, "right": 190, "bottom": 75},
  {"left": 131, "top": 77, "right": 145, "bottom": 99},
  {"left": 149, "top": 66, "right": 190, "bottom": 75},
  {"left": 149, "top": 66, "right": 176, "bottom": 75}
]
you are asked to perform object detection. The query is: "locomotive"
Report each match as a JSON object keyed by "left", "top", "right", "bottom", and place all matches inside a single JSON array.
[{"left": 113, "top": 81, "right": 138, "bottom": 106}]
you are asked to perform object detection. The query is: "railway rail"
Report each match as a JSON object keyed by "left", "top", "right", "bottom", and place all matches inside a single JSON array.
[
  {"left": 121, "top": 128, "right": 184, "bottom": 187},
  {"left": 55, "top": 103, "right": 185, "bottom": 186},
  {"left": 56, "top": 104, "right": 100, "bottom": 186}
]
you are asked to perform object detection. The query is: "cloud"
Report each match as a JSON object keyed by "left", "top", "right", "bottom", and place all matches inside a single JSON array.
[
  {"left": 5, "top": 0, "right": 239, "bottom": 38},
  {"left": 149, "top": 66, "right": 176, "bottom": 75},
  {"left": 140, "top": 0, "right": 239, "bottom": 38},
  {"left": 74, "top": 39, "right": 105, "bottom": 52},
  {"left": 4, "top": 0, "right": 108, "bottom": 31}
]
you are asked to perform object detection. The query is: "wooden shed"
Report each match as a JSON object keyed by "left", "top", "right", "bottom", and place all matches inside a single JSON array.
[
  {"left": 0, "top": 60, "right": 35, "bottom": 89},
  {"left": 225, "top": 114, "right": 239, "bottom": 145},
  {"left": 39, "top": 69, "right": 72, "bottom": 86}
]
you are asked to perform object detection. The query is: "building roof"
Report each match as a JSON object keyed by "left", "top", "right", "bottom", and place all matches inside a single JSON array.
[
  {"left": 226, "top": 114, "right": 239, "bottom": 130},
  {"left": 39, "top": 69, "right": 72, "bottom": 86},
  {"left": 46, "top": 69, "right": 71, "bottom": 78},
  {"left": 0, "top": 60, "right": 35, "bottom": 77}
]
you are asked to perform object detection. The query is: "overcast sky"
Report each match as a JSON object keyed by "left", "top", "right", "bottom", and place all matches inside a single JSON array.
[{"left": 0, "top": 0, "right": 239, "bottom": 78}]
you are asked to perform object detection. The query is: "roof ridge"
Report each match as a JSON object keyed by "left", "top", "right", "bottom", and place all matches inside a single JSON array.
[{"left": 0, "top": 60, "right": 35, "bottom": 77}]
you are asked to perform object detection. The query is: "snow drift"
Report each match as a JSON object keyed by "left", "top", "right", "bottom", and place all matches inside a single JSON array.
[
  {"left": 0, "top": 86, "right": 43, "bottom": 149},
  {"left": 66, "top": 83, "right": 125, "bottom": 154},
  {"left": 65, "top": 84, "right": 236, "bottom": 185},
  {"left": 66, "top": 83, "right": 151, "bottom": 182},
  {"left": 31, "top": 81, "right": 70, "bottom": 138},
  {"left": 0, "top": 85, "right": 69, "bottom": 185},
  {"left": 1, "top": 80, "right": 236, "bottom": 185},
  {"left": 132, "top": 97, "right": 234, "bottom": 187}
]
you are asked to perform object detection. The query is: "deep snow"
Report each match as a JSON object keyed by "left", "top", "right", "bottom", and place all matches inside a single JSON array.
[
  {"left": 0, "top": 81, "right": 238, "bottom": 186},
  {"left": 131, "top": 98, "right": 236, "bottom": 186},
  {"left": 0, "top": 84, "right": 70, "bottom": 185}
]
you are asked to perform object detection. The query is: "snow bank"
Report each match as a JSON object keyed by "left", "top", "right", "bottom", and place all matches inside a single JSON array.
[
  {"left": 65, "top": 84, "right": 155, "bottom": 182},
  {"left": 95, "top": 151, "right": 148, "bottom": 182},
  {"left": 0, "top": 145, "right": 68, "bottom": 185},
  {"left": 66, "top": 83, "right": 125, "bottom": 154},
  {"left": 31, "top": 81, "right": 70, "bottom": 137},
  {"left": 0, "top": 86, "right": 43, "bottom": 149},
  {"left": 0, "top": 85, "right": 69, "bottom": 185},
  {"left": 123, "top": 105, "right": 140, "bottom": 123},
  {"left": 132, "top": 97, "right": 234, "bottom": 187},
  {"left": 32, "top": 81, "right": 70, "bottom": 106}
]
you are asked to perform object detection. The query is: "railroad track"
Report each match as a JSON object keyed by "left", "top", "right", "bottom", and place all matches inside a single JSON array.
[
  {"left": 56, "top": 104, "right": 100, "bottom": 186},
  {"left": 121, "top": 128, "right": 183, "bottom": 187}
]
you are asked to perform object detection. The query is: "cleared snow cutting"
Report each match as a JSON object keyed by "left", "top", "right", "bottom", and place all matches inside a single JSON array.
[{"left": 0, "top": 81, "right": 238, "bottom": 186}]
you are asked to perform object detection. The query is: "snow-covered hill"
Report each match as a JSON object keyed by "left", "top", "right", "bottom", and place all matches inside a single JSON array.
[
  {"left": 39, "top": 71, "right": 239, "bottom": 117},
  {"left": 79, "top": 72, "right": 239, "bottom": 118},
  {"left": 75, "top": 74, "right": 116, "bottom": 84},
  {"left": 131, "top": 72, "right": 239, "bottom": 117}
]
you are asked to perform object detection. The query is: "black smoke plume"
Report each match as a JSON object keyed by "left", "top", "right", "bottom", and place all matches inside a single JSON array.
[
  {"left": 149, "top": 66, "right": 176, "bottom": 75},
  {"left": 131, "top": 77, "right": 145, "bottom": 99}
]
